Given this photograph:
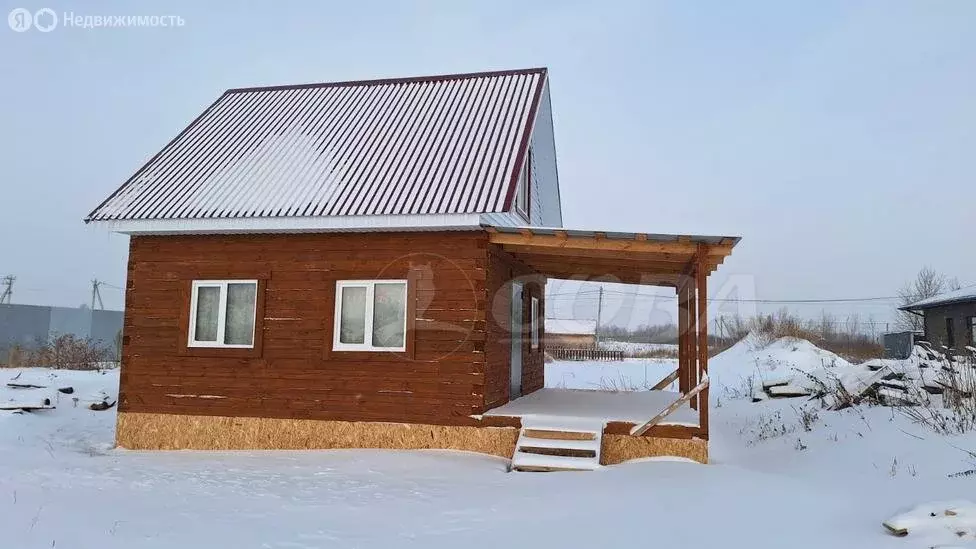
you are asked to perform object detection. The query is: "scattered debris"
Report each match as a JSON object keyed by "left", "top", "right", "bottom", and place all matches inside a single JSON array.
[
  {"left": 883, "top": 500, "right": 976, "bottom": 540},
  {"left": 0, "top": 397, "right": 53, "bottom": 412},
  {"left": 89, "top": 400, "right": 116, "bottom": 411},
  {"left": 767, "top": 384, "right": 812, "bottom": 398},
  {"left": 6, "top": 383, "right": 47, "bottom": 390}
]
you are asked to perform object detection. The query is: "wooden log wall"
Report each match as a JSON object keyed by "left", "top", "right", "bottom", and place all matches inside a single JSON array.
[
  {"left": 120, "top": 232, "right": 496, "bottom": 426},
  {"left": 484, "top": 245, "right": 545, "bottom": 409}
]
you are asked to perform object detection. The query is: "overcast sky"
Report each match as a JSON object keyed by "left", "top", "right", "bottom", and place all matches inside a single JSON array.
[{"left": 1, "top": 0, "right": 973, "bottom": 330}]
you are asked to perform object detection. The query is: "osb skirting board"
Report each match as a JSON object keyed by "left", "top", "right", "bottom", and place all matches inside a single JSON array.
[
  {"left": 601, "top": 434, "right": 708, "bottom": 465},
  {"left": 116, "top": 412, "right": 707, "bottom": 465},
  {"left": 116, "top": 412, "right": 519, "bottom": 458}
]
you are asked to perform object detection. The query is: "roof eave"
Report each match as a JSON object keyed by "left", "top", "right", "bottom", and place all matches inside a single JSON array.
[{"left": 88, "top": 213, "right": 487, "bottom": 236}]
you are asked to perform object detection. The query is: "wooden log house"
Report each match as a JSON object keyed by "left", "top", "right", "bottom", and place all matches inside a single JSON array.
[{"left": 86, "top": 68, "right": 739, "bottom": 469}]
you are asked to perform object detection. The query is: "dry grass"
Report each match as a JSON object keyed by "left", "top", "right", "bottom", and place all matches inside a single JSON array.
[
  {"left": 897, "top": 354, "right": 976, "bottom": 435},
  {"left": 2, "top": 335, "right": 112, "bottom": 370},
  {"left": 631, "top": 347, "right": 679, "bottom": 359},
  {"left": 714, "top": 310, "right": 883, "bottom": 363}
]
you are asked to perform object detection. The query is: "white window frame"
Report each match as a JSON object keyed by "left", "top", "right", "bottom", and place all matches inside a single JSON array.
[
  {"left": 187, "top": 279, "right": 258, "bottom": 348},
  {"left": 333, "top": 279, "right": 408, "bottom": 352},
  {"left": 531, "top": 296, "right": 540, "bottom": 350}
]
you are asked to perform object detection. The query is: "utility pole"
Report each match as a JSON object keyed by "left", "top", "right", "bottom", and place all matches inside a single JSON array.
[
  {"left": 91, "top": 279, "right": 104, "bottom": 310},
  {"left": 595, "top": 285, "right": 604, "bottom": 344},
  {"left": 0, "top": 275, "right": 14, "bottom": 305}
]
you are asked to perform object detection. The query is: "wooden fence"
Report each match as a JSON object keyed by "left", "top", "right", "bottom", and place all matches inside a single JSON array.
[{"left": 548, "top": 347, "right": 624, "bottom": 362}]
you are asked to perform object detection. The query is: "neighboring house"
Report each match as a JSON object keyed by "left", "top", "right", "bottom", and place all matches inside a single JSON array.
[
  {"left": 901, "top": 287, "right": 976, "bottom": 353},
  {"left": 545, "top": 318, "right": 597, "bottom": 348},
  {"left": 86, "top": 68, "right": 739, "bottom": 469}
]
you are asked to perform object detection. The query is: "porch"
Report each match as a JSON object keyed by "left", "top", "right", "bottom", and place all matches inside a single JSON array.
[{"left": 484, "top": 224, "right": 738, "bottom": 470}]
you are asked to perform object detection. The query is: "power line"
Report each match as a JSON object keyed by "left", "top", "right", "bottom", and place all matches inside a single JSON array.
[{"left": 546, "top": 290, "right": 903, "bottom": 304}]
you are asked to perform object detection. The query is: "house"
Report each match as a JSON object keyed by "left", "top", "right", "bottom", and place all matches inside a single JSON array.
[
  {"left": 86, "top": 68, "right": 739, "bottom": 469},
  {"left": 901, "top": 287, "right": 976, "bottom": 353},
  {"left": 545, "top": 318, "right": 597, "bottom": 348}
]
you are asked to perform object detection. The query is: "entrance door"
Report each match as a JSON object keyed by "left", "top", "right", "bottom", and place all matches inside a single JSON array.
[{"left": 510, "top": 281, "right": 523, "bottom": 399}]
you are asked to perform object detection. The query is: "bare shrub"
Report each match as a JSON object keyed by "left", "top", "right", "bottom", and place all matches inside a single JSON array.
[
  {"left": 723, "top": 374, "right": 756, "bottom": 401},
  {"left": 742, "top": 410, "right": 795, "bottom": 445},
  {"left": 20, "top": 334, "right": 112, "bottom": 370},
  {"left": 794, "top": 405, "right": 820, "bottom": 432},
  {"left": 896, "top": 354, "right": 976, "bottom": 435}
]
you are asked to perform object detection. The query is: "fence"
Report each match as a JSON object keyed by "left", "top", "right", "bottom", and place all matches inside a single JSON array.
[
  {"left": 0, "top": 303, "right": 123, "bottom": 362},
  {"left": 548, "top": 347, "right": 624, "bottom": 361}
]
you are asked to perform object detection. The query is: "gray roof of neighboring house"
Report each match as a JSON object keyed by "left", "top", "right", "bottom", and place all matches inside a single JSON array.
[
  {"left": 901, "top": 286, "right": 976, "bottom": 310},
  {"left": 86, "top": 68, "right": 547, "bottom": 223}
]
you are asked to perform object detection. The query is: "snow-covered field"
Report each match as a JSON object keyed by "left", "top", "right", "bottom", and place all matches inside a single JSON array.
[
  {"left": 3, "top": 338, "right": 976, "bottom": 548},
  {"left": 597, "top": 339, "right": 678, "bottom": 356}
]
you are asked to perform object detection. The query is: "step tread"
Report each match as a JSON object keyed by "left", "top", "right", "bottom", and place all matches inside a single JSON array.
[
  {"left": 517, "top": 435, "right": 601, "bottom": 452},
  {"left": 512, "top": 451, "right": 601, "bottom": 471}
]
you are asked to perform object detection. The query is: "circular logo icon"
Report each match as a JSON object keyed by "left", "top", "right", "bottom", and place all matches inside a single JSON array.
[
  {"left": 7, "top": 8, "right": 32, "bottom": 32},
  {"left": 33, "top": 8, "right": 56, "bottom": 32}
]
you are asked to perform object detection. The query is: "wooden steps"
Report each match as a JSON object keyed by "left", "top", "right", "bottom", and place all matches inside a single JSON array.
[{"left": 511, "top": 421, "right": 603, "bottom": 472}]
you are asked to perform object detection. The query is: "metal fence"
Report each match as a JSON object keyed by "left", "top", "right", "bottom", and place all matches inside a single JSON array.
[{"left": 0, "top": 303, "right": 123, "bottom": 361}]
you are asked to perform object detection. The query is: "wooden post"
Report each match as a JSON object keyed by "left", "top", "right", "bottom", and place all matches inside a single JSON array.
[
  {"left": 676, "top": 281, "right": 690, "bottom": 394},
  {"left": 696, "top": 244, "right": 710, "bottom": 437},
  {"left": 686, "top": 274, "right": 698, "bottom": 411}
]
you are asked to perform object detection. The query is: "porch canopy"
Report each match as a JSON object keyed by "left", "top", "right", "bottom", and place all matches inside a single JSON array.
[{"left": 484, "top": 224, "right": 741, "bottom": 439}]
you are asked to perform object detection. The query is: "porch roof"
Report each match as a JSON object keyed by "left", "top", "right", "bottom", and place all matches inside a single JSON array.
[{"left": 484, "top": 225, "right": 740, "bottom": 286}]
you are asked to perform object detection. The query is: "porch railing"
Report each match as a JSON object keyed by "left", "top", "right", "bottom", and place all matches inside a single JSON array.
[{"left": 548, "top": 347, "right": 624, "bottom": 362}]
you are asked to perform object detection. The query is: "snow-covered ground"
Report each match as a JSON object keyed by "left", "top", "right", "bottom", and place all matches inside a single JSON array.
[{"left": 3, "top": 337, "right": 976, "bottom": 548}]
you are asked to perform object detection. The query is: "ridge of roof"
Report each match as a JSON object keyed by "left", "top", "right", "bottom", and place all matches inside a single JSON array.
[{"left": 224, "top": 67, "right": 548, "bottom": 95}]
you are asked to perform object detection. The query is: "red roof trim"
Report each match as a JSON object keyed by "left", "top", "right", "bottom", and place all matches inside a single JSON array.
[
  {"left": 502, "top": 69, "right": 548, "bottom": 212},
  {"left": 225, "top": 67, "right": 548, "bottom": 95}
]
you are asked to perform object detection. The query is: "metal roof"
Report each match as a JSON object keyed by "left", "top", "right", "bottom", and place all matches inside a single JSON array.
[
  {"left": 86, "top": 68, "right": 547, "bottom": 223},
  {"left": 901, "top": 286, "right": 976, "bottom": 311},
  {"left": 484, "top": 225, "right": 741, "bottom": 247}
]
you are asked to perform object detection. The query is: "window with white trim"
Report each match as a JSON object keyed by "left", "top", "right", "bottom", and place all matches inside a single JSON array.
[
  {"left": 531, "top": 296, "right": 540, "bottom": 350},
  {"left": 188, "top": 280, "right": 258, "bottom": 348},
  {"left": 334, "top": 280, "right": 408, "bottom": 352}
]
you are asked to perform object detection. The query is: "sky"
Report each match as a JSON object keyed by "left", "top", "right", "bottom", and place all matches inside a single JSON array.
[{"left": 1, "top": 0, "right": 973, "bottom": 331}]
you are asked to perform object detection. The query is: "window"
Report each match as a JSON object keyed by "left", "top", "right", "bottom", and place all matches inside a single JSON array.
[
  {"left": 188, "top": 280, "right": 258, "bottom": 348},
  {"left": 514, "top": 148, "right": 532, "bottom": 220},
  {"left": 968, "top": 317, "right": 975, "bottom": 347},
  {"left": 945, "top": 317, "right": 955, "bottom": 349},
  {"left": 334, "top": 280, "right": 408, "bottom": 352},
  {"left": 531, "top": 296, "right": 540, "bottom": 350}
]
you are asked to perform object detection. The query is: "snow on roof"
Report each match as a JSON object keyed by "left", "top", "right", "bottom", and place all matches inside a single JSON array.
[
  {"left": 545, "top": 318, "right": 597, "bottom": 335},
  {"left": 902, "top": 286, "right": 976, "bottom": 310},
  {"left": 86, "top": 68, "right": 547, "bottom": 224}
]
